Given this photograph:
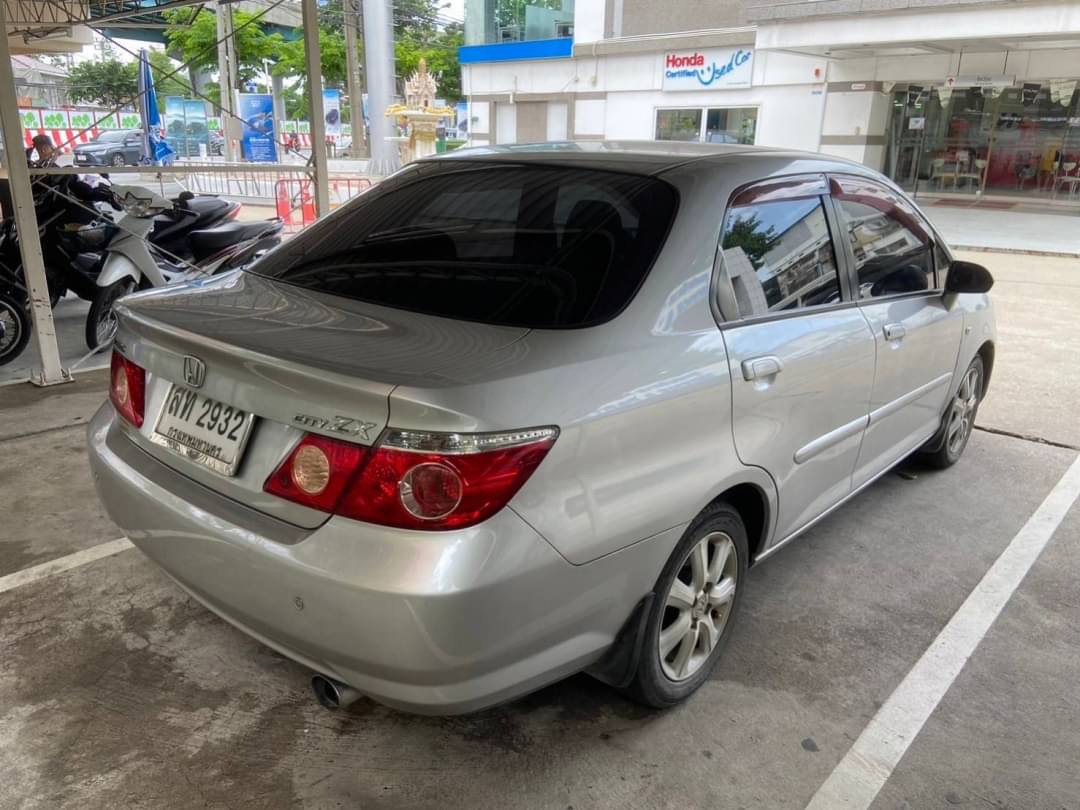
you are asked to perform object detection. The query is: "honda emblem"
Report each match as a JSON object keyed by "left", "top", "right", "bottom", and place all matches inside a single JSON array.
[{"left": 182, "top": 355, "right": 206, "bottom": 388}]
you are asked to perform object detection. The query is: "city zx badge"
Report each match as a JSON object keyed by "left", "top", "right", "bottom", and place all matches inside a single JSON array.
[{"left": 293, "top": 413, "right": 378, "bottom": 441}]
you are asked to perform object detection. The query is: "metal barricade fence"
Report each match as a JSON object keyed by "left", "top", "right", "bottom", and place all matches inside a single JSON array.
[{"left": 275, "top": 176, "right": 374, "bottom": 231}]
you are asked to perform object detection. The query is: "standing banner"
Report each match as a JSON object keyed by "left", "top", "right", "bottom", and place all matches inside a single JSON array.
[
  {"left": 237, "top": 93, "right": 277, "bottom": 162},
  {"left": 323, "top": 89, "right": 342, "bottom": 137},
  {"left": 164, "top": 96, "right": 186, "bottom": 154},
  {"left": 184, "top": 99, "right": 208, "bottom": 156}
]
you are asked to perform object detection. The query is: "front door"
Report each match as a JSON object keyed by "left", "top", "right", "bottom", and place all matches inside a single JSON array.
[
  {"left": 829, "top": 175, "right": 965, "bottom": 487},
  {"left": 718, "top": 176, "right": 877, "bottom": 544}
]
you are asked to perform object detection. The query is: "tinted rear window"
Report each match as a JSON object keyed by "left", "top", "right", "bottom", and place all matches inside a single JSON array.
[{"left": 254, "top": 162, "right": 678, "bottom": 328}]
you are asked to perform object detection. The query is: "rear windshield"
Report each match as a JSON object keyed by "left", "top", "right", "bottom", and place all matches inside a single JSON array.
[{"left": 253, "top": 162, "right": 678, "bottom": 328}]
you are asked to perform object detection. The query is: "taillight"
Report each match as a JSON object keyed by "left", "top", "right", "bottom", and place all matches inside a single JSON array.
[
  {"left": 263, "top": 432, "right": 369, "bottom": 513},
  {"left": 226, "top": 204, "right": 241, "bottom": 220},
  {"left": 263, "top": 427, "right": 557, "bottom": 530},
  {"left": 110, "top": 352, "right": 146, "bottom": 427}
]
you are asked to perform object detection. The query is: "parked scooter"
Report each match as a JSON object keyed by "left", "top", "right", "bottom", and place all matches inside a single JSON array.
[{"left": 87, "top": 185, "right": 284, "bottom": 349}]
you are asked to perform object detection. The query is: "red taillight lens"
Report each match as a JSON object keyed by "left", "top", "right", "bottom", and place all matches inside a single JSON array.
[
  {"left": 110, "top": 352, "right": 146, "bottom": 427},
  {"left": 226, "top": 204, "right": 241, "bottom": 220},
  {"left": 264, "top": 433, "right": 369, "bottom": 512},
  {"left": 263, "top": 427, "right": 557, "bottom": 530}
]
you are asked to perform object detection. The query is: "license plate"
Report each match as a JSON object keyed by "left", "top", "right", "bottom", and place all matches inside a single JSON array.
[{"left": 149, "top": 384, "right": 254, "bottom": 476}]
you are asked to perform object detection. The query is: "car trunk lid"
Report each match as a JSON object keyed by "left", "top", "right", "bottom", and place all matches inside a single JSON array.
[{"left": 112, "top": 271, "right": 529, "bottom": 529}]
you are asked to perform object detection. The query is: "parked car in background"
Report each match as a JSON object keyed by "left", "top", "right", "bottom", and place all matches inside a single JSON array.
[
  {"left": 73, "top": 130, "right": 144, "bottom": 167},
  {"left": 88, "top": 142, "right": 996, "bottom": 716}
]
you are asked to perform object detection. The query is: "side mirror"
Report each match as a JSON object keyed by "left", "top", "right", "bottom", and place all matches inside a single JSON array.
[{"left": 944, "top": 260, "right": 994, "bottom": 294}]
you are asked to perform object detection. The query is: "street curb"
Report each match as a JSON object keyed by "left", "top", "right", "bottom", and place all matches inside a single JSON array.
[{"left": 950, "top": 244, "right": 1080, "bottom": 260}]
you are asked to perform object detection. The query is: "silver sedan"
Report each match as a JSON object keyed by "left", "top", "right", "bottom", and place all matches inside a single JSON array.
[{"left": 89, "top": 142, "right": 996, "bottom": 714}]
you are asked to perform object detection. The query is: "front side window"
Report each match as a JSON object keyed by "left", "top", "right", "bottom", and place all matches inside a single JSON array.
[
  {"left": 719, "top": 177, "right": 842, "bottom": 318},
  {"left": 832, "top": 177, "right": 934, "bottom": 298},
  {"left": 254, "top": 162, "right": 678, "bottom": 328}
]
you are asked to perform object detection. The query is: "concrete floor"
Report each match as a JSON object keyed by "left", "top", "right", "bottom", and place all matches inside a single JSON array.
[{"left": 1, "top": 251, "right": 1078, "bottom": 809}]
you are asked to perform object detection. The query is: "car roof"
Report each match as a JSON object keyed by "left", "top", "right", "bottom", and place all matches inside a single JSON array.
[{"left": 427, "top": 140, "right": 869, "bottom": 177}]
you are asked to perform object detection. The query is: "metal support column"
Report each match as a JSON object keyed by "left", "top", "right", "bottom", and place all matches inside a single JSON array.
[
  {"left": 302, "top": 0, "right": 331, "bottom": 216},
  {"left": 343, "top": 0, "right": 368, "bottom": 157},
  {"left": 0, "top": 1, "right": 69, "bottom": 385},
  {"left": 217, "top": 2, "right": 238, "bottom": 162},
  {"left": 362, "top": 0, "right": 399, "bottom": 175}
]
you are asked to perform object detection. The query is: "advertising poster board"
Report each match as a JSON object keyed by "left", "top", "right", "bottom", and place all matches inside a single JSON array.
[{"left": 237, "top": 93, "right": 277, "bottom": 162}]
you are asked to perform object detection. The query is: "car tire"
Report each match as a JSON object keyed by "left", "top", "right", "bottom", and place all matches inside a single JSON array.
[
  {"left": 86, "top": 278, "right": 135, "bottom": 350},
  {"left": 110, "top": 152, "right": 126, "bottom": 167},
  {"left": 921, "top": 354, "right": 984, "bottom": 469},
  {"left": 623, "top": 502, "right": 748, "bottom": 709}
]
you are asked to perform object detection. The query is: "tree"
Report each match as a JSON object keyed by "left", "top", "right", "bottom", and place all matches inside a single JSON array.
[
  {"left": 65, "top": 59, "right": 138, "bottom": 108},
  {"left": 146, "top": 49, "right": 193, "bottom": 111},
  {"left": 163, "top": 7, "right": 283, "bottom": 83},
  {"left": 722, "top": 214, "right": 779, "bottom": 268},
  {"left": 396, "top": 22, "right": 464, "bottom": 102}
]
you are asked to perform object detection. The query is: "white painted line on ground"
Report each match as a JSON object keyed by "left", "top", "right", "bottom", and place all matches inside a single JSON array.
[
  {"left": 806, "top": 451, "right": 1080, "bottom": 810},
  {"left": 0, "top": 537, "right": 133, "bottom": 595}
]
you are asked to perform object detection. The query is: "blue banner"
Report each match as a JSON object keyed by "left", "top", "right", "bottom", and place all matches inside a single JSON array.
[{"left": 237, "top": 93, "right": 278, "bottom": 162}]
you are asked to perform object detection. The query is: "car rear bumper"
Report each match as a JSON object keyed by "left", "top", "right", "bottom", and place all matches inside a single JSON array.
[{"left": 88, "top": 403, "right": 670, "bottom": 714}]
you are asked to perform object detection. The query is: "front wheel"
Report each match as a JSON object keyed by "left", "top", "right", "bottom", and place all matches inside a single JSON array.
[
  {"left": 921, "top": 355, "right": 984, "bottom": 469},
  {"left": 0, "top": 292, "right": 32, "bottom": 366},
  {"left": 110, "top": 152, "right": 126, "bottom": 167},
  {"left": 623, "top": 503, "right": 748, "bottom": 709},
  {"left": 86, "top": 278, "right": 134, "bottom": 350}
]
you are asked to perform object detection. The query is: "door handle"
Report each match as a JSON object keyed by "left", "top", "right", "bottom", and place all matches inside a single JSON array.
[
  {"left": 883, "top": 323, "right": 907, "bottom": 341},
  {"left": 741, "top": 355, "right": 784, "bottom": 381}
]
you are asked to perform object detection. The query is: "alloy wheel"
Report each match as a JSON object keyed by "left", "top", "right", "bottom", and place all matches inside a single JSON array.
[
  {"left": 658, "top": 531, "right": 738, "bottom": 682},
  {"left": 946, "top": 365, "right": 980, "bottom": 456}
]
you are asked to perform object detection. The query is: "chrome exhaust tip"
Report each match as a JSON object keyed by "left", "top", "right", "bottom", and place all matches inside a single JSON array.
[{"left": 311, "top": 674, "right": 363, "bottom": 710}]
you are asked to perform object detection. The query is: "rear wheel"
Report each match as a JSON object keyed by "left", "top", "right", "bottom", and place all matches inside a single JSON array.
[
  {"left": 0, "top": 292, "right": 31, "bottom": 366},
  {"left": 921, "top": 355, "right": 983, "bottom": 469},
  {"left": 623, "top": 503, "right": 748, "bottom": 709},
  {"left": 86, "top": 278, "right": 134, "bottom": 350}
]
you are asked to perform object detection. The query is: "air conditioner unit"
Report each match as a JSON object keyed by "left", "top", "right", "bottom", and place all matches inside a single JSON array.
[{"left": 555, "top": 22, "right": 574, "bottom": 38}]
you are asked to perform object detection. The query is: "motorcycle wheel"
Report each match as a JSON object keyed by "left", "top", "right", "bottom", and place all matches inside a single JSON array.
[
  {"left": 0, "top": 291, "right": 31, "bottom": 366},
  {"left": 86, "top": 278, "right": 134, "bottom": 351}
]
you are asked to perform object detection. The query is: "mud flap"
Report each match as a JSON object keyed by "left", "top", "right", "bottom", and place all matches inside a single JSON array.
[{"left": 585, "top": 593, "right": 654, "bottom": 689}]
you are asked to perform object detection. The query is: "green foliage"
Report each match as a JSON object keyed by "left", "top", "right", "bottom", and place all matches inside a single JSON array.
[
  {"left": 65, "top": 59, "right": 138, "bottom": 108},
  {"left": 146, "top": 49, "right": 193, "bottom": 111},
  {"left": 722, "top": 214, "right": 780, "bottom": 269},
  {"left": 163, "top": 7, "right": 283, "bottom": 84},
  {"left": 396, "top": 22, "right": 464, "bottom": 102}
]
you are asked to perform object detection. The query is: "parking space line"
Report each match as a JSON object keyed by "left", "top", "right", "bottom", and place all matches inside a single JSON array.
[
  {"left": 0, "top": 537, "right": 133, "bottom": 595},
  {"left": 806, "top": 452, "right": 1080, "bottom": 810}
]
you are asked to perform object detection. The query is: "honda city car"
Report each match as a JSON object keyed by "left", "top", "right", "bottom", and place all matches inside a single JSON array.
[{"left": 89, "top": 142, "right": 996, "bottom": 714}]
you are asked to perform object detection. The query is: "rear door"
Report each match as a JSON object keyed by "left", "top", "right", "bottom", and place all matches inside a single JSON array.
[
  {"left": 828, "top": 175, "right": 964, "bottom": 488},
  {"left": 717, "top": 175, "right": 877, "bottom": 544}
]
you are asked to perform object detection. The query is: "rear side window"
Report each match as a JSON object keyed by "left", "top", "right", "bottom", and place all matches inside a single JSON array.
[
  {"left": 831, "top": 176, "right": 934, "bottom": 298},
  {"left": 254, "top": 163, "right": 678, "bottom": 328},
  {"left": 719, "top": 176, "right": 842, "bottom": 318}
]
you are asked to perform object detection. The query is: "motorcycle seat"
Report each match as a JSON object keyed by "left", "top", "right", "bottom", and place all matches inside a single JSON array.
[{"left": 188, "top": 220, "right": 280, "bottom": 259}]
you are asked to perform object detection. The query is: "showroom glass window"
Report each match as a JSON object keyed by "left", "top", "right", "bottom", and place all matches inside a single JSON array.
[
  {"left": 656, "top": 107, "right": 757, "bottom": 144},
  {"left": 464, "top": 0, "right": 574, "bottom": 46},
  {"left": 832, "top": 177, "right": 935, "bottom": 298},
  {"left": 720, "top": 177, "right": 841, "bottom": 317}
]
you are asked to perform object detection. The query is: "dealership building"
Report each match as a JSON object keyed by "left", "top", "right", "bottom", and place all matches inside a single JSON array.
[{"left": 460, "top": 0, "right": 1080, "bottom": 202}]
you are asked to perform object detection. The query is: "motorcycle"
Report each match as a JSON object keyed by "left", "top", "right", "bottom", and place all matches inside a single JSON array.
[
  {"left": 87, "top": 185, "right": 284, "bottom": 349},
  {"left": 0, "top": 288, "right": 30, "bottom": 366}
]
